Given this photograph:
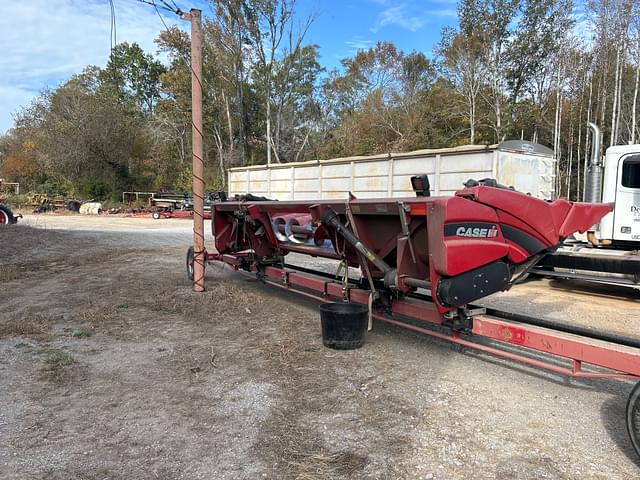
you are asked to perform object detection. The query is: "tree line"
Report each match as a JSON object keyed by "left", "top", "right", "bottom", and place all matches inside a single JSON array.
[{"left": 1, "top": 0, "right": 640, "bottom": 201}]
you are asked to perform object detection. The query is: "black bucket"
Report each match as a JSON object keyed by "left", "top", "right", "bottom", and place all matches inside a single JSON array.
[{"left": 319, "top": 302, "right": 368, "bottom": 350}]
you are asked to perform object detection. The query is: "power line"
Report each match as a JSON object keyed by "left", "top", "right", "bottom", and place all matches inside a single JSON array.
[
  {"left": 152, "top": 1, "right": 173, "bottom": 32},
  {"left": 109, "top": 0, "right": 117, "bottom": 50},
  {"left": 168, "top": 0, "right": 181, "bottom": 12},
  {"left": 135, "top": 0, "right": 184, "bottom": 39},
  {"left": 136, "top": 0, "right": 182, "bottom": 16},
  {"left": 160, "top": 0, "right": 182, "bottom": 15},
  {"left": 135, "top": 0, "right": 205, "bottom": 93}
]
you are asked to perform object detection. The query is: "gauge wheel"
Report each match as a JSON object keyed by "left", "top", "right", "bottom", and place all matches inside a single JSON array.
[
  {"left": 186, "top": 246, "right": 195, "bottom": 281},
  {"left": 152, "top": 212, "right": 161, "bottom": 220},
  {"left": 0, "top": 204, "right": 15, "bottom": 225},
  {"left": 626, "top": 381, "right": 640, "bottom": 459}
]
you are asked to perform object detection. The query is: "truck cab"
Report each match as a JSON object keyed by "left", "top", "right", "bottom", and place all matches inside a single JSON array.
[{"left": 600, "top": 145, "right": 640, "bottom": 243}]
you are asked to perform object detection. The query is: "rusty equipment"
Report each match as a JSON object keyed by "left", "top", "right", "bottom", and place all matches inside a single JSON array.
[{"left": 190, "top": 177, "right": 640, "bottom": 458}]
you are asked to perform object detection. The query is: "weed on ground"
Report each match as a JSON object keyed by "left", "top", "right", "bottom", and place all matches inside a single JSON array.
[{"left": 42, "top": 350, "right": 77, "bottom": 382}]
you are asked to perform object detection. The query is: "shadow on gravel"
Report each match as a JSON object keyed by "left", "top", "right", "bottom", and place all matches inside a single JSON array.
[
  {"left": 600, "top": 388, "right": 640, "bottom": 468},
  {"left": 546, "top": 278, "right": 640, "bottom": 303}
]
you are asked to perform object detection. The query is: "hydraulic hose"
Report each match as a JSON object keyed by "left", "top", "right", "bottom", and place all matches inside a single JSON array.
[{"left": 321, "top": 207, "right": 393, "bottom": 275}]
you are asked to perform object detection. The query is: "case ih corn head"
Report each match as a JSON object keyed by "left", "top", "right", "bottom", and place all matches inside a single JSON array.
[{"left": 194, "top": 178, "right": 640, "bottom": 457}]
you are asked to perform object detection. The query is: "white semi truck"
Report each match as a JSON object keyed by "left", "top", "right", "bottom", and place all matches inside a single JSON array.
[{"left": 531, "top": 123, "right": 640, "bottom": 288}]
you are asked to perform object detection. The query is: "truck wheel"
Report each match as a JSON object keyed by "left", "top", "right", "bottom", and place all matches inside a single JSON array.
[
  {"left": 0, "top": 204, "right": 16, "bottom": 225},
  {"left": 186, "top": 246, "right": 195, "bottom": 281},
  {"left": 626, "top": 381, "right": 640, "bottom": 458}
]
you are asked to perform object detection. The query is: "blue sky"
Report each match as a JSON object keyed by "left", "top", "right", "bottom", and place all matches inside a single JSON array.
[
  {"left": 298, "top": 0, "right": 458, "bottom": 69},
  {"left": 0, "top": 0, "right": 461, "bottom": 134}
]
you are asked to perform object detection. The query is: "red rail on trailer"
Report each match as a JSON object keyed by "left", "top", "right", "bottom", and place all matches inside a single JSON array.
[
  {"left": 210, "top": 255, "right": 640, "bottom": 381},
  {"left": 153, "top": 210, "right": 212, "bottom": 220}
]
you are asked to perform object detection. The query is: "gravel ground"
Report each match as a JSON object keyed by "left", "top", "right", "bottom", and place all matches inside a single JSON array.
[{"left": 1, "top": 214, "right": 639, "bottom": 479}]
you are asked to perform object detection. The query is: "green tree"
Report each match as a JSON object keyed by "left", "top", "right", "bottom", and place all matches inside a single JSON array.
[
  {"left": 99, "top": 42, "right": 166, "bottom": 114},
  {"left": 506, "top": 0, "right": 574, "bottom": 102}
]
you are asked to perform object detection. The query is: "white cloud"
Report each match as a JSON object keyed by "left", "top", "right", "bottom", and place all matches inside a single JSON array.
[
  {"left": 377, "top": 4, "right": 427, "bottom": 32},
  {"left": 0, "top": 0, "right": 183, "bottom": 134},
  {"left": 429, "top": 9, "right": 457, "bottom": 18},
  {"left": 372, "top": 3, "right": 456, "bottom": 33},
  {"left": 345, "top": 38, "right": 375, "bottom": 53}
]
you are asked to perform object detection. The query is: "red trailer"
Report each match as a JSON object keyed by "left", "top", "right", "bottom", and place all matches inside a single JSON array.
[{"left": 190, "top": 178, "right": 640, "bottom": 458}]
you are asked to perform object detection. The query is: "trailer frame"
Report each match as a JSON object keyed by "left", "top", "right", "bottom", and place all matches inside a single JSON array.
[{"left": 196, "top": 250, "right": 640, "bottom": 458}]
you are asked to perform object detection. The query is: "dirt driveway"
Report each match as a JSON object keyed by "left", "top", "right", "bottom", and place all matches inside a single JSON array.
[{"left": 1, "top": 214, "right": 640, "bottom": 479}]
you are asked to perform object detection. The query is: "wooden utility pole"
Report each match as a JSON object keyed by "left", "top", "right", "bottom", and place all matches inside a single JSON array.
[{"left": 182, "top": 8, "right": 205, "bottom": 292}]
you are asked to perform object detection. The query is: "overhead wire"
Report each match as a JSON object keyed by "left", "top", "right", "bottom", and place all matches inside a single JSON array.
[
  {"left": 168, "top": 0, "right": 181, "bottom": 12},
  {"left": 109, "top": 0, "right": 117, "bottom": 50},
  {"left": 161, "top": 0, "right": 183, "bottom": 15},
  {"left": 136, "top": 0, "right": 179, "bottom": 14},
  {"left": 136, "top": 0, "right": 206, "bottom": 94}
]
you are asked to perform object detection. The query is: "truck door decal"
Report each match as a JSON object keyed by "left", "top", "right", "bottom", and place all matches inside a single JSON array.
[{"left": 613, "top": 154, "right": 640, "bottom": 241}]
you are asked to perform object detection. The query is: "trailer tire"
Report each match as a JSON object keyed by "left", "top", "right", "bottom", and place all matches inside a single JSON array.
[
  {"left": 152, "top": 212, "right": 161, "bottom": 220},
  {"left": 186, "top": 246, "right": 195, "bottom": 281},
  {"left": 626, "top": 381, "right": 640, "bottom": 458},
  {"left": 67, "top": 200, "right": 81, "bottom": 212},
  {"left": 0, "top": 204, "right": 16, "bottom": 225}
]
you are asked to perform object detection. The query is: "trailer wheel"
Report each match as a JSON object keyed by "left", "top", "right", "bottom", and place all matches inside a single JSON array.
[
  {"left": 626, "top": 381, "right": 640, "bottom": 458},
  {"left": 67, "top": 200, "right": 81, "bottom": 212},
  {"left": 186, "top": 246, "right": 195, "bottom": 281},
  {"left": 152, "top": 212, "right": 161, "bottom": 220},
  {"left": 0, "top": 204, "right": 16, "bottom": 225}
]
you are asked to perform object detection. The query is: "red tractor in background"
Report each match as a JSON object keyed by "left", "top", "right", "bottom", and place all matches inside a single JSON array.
[
  {"left": 0, "top": 178, "right": 20, "bottom": 225},
  {"left": 0, "top": 196, "right": 19, "bottom": 225}
]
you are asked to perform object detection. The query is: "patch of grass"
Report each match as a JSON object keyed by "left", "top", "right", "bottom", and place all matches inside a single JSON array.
[
  {"left": 259, "top": 409, "right": 368, "bottom": 479},
  {"left": 72, "top": 306, "right": 118, "bottom": 326},
  {"left": 0, "top": 264, "right": 24, "bottom": 282},
  {"left": 72, "top": 329, "right": 94, "bottom": 338},
  {"left": 43, "top": 350, "right": 77, "bottom": 381},
  {"left": 287, "top": 450, "right": 368, "bottom": 480},
  {"left": 141, "top": 283, "right": 267, "bottom": 317},
  {"left": 0, "top": 313, "right": 50, "bottom": 338}
]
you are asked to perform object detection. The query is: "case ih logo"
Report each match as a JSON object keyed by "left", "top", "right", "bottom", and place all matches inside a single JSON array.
[
  {"left": 456, "top": 225, "right": 499, "bottom": 238},
  {"left": 444, "top": 223, "right": 500, "bottom": 238}
]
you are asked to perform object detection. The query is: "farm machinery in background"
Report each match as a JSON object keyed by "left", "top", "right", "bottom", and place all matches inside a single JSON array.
[
  {"left": 0, "top": 179, "right": 20, "bottom": 224},
  {"left": 194, "top": 176, "right": 640, "bottom": 458},
  {"left": 530, "top": 123, "right": 640, "bottom": 288},
  {"left": 149, "top": 191, "right": 216, "bottom": 219},
  {"left": 0, "top": 197, "right": 19, "bottom": 225}
]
